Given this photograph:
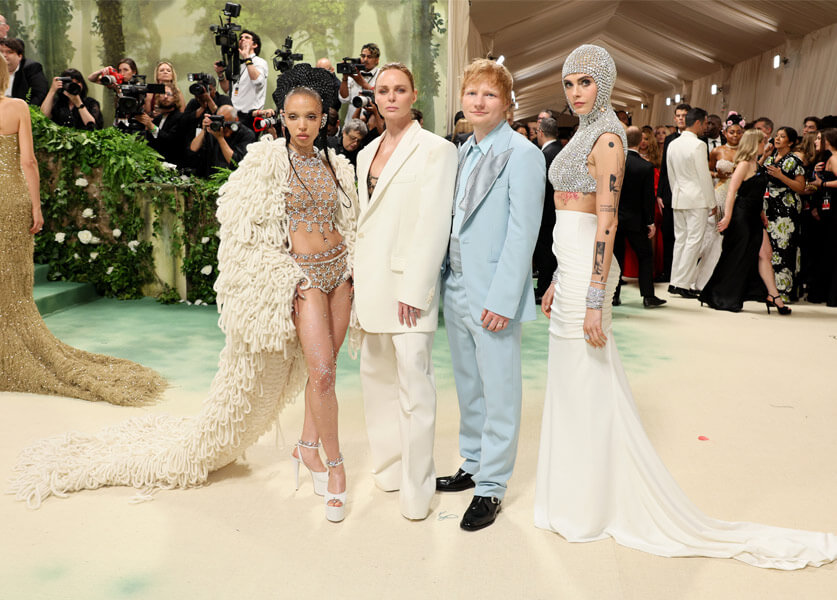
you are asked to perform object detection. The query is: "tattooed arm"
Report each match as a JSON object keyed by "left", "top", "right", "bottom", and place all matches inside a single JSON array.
[{"left": 583, "top": 133, "right": 625, "bottom": 348}]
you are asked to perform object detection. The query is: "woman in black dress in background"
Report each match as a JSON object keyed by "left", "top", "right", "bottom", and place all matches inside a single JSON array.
[{"left": 700, "top": 129, "right": 790, "bottom": 314}]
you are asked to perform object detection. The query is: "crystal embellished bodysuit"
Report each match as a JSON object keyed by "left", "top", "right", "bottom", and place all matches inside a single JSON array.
[
  {"left": 548, "top": 46, "right": 627, "bottom": 194},
  {"left": 286, "top": 148, "right": 350, "bottom": 293}
]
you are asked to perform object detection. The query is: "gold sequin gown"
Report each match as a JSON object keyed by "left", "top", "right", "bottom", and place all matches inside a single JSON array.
[{"left": 0, "top": 133, "right": 165, "bottom": 404}]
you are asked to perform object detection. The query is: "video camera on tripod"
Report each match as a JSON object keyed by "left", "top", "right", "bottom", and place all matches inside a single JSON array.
[
  {"left": 114, "top": 75, "right": 165, "bottom": 133},
  {"left": 210, "top": 2, "right": 242, "bottom": 84},
  {"left": 273, "top": 36, "right": 302, "bottom": 73}
]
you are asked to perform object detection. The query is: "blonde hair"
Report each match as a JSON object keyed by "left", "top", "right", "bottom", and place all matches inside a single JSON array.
[
  {"left": 154, "top": 60, "right": 184, "bottom": 111},
  {"left": 734, "top": 129, "right": 765, "bottom": 165},
  {"left": 460, "top": 58, "right": 513, "bottom": 106},
  {"left": 378, "top": 62, "right": 415, "bottom": 90},
  {"left": 0, "top": 53, "right": 8, "bottom": 95},
  {"left": 795, "top": 132, "right": 818, "bottom": 167},
  {"left": 642, "top": 129, "right": 661, "bottom": 168}
]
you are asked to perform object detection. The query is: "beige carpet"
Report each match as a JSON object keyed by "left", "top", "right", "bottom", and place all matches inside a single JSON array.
[{"left": 2, "top": 287, "right": 836, "bottom": 599}]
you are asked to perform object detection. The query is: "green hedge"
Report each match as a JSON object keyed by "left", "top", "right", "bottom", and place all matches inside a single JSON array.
[{"left": 31, "top": 107, "right": 228, "bottom": 303}]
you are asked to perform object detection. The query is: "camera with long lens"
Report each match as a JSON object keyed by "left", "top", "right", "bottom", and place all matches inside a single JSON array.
[
  {"left": 99, "top": 66, "right": 123, "bottom": 86},
  {"left": 188, "top": 73, "right": 214, "bottom": 95},
  {"left": 336, "top": 57, "right": 363, "bottom": 75},
  {"left": 58, "top": 77, "right": 82, "bottom": 96},
  {"left": 207, "top": 114, "right": 239, "bottom": 133},
  {"left": 352, "top": 90, "right": 375, "bottom": 109},
  {"left": 272, "top": 36, "right": 302, "bottom": 73},
  {"left": 114, "top": 75, "right": 165, "bottom": 133},
  {"left": 209, "top": 2, "right": 242, "bottom": 84}
]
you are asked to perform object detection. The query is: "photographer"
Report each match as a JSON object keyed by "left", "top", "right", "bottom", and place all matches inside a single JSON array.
[
  {"left": 88, "top": 58, "right": 138, "bottom": 90},
  {"left": 41, "top": 69, "right": 103, "bottom": 130},
  {"left": 134, "top": 84, "right": 190, "bottom": 167},
  {"left": 183, "top": 73, "right": 232, "bottom": 127},
  {"left": 215, "top": 29, "right": 267, "bottom": 130},
  {"left": 338, "top": 42, "right": 380, "bottom": 107},
  {"left": 187, "top": 104, "right": 254, "bottom": 177},
  {"left": 327, "top": 117, "right": 367, "bottom": 167},
  {"left": 1, "top": 38, "right": 48, "bottom": 107}
]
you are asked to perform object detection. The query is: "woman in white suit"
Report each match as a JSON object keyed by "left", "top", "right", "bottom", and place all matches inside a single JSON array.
[{"left": 354, "top": 63, "right": 458, "bottom": 520}]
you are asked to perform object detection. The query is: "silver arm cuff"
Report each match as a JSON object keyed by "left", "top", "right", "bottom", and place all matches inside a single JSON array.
[{"left": 585, "top": 285, "right": 605, "bottom": 310}]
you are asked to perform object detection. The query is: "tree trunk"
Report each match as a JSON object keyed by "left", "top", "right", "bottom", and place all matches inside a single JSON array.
[
  {"left": 95, "top": 0, "right": 125, "bottom": 70},
  {"left": 35, "top": 0, "right": 74, "bottom": 77},
  {"left": 411, "top": 0, "right": 437, "bottom": 131}
]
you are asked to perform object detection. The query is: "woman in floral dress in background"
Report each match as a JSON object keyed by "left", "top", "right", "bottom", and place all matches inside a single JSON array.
[{"left": 762, "top": 127, "right": 806, "bottom": 301}]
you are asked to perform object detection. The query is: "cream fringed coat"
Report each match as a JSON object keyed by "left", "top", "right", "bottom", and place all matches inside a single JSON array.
[{"left": 9, "top": 137, "right": 359, "bottom": 508}]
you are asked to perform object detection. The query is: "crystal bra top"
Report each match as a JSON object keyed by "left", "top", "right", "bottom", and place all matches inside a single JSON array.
[
  {"left": 286, "top": 148, "right": 338, "bottom": 234},
  {"left": 548, "top": 108, "right": 627, "bottom": 194}
]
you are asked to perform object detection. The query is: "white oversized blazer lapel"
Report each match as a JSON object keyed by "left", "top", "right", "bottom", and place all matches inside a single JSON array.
[{"left": 358, "top": 121, "right": 422, "bottom": 225}]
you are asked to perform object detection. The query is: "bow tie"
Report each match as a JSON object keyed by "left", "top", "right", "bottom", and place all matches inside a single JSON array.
[{"left": 360, "top": 71, "right": 373, "bottom": 77}]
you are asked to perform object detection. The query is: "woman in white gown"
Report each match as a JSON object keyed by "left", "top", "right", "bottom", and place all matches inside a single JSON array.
[{"left": 534, "top": 44, "right": 837, "bottom": 570}]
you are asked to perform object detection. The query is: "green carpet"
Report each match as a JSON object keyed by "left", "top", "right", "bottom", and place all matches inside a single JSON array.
[{"left": 41, "top": 289, "right": 663, "bottom": 397}]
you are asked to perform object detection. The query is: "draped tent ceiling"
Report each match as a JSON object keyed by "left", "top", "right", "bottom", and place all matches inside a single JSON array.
[{"left": 467, "top": 0, "right": 837, "bottom": 122}]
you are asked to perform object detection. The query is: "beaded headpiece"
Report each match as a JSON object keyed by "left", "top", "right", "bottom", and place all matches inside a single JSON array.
[
  {"left": 548, "top": 44, "right": 627, "bottom": 194},
  {"left": 272, "top": 63, "right": 338, "bottom": 113},
  {"left": 562, "top": 44, "right": 617, "bottom": 123}
]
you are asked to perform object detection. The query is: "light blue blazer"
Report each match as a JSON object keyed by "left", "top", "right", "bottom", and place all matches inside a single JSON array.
[{"left": 449, "top": 123, "right": 546, "bottom": 323}]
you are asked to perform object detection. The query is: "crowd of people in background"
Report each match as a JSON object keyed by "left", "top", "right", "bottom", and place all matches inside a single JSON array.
[
  {"left": 3, "top": 10, "right": 835, "bottom": 309},
  {"left": 453, "top": 102, "right": 837, "bottom": 310}
]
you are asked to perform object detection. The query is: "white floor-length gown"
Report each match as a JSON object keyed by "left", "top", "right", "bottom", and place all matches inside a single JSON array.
[{"left": 534, "top": 209, "right": 837, "bottom": 570}]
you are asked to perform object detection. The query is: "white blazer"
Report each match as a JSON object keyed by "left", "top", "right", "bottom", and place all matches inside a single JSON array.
[
  {"left": 353, "top": 121, "right": 458, "bottom": 333},
  {"left": 666, "top": 130, "right": 715, "bottom": 210}
]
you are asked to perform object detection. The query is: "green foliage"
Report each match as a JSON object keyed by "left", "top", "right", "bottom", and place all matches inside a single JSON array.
[
  {"left": 31, "top": 107, "right": 228, "bottom": 303},
  {"left": 0, "top": 0, "right": 31, "bottom": 41}
]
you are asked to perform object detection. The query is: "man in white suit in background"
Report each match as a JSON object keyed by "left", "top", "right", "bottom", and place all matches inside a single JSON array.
[
  {"left": 353, "top": 63, "right": 458, "bottom": 520},
  {"left": 666, "top": 106, "right": 715, "bottom": 298}
]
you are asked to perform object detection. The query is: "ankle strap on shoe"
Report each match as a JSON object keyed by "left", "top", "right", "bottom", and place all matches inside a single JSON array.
[
  {"left": 325, "top": 453, "right": 344, "bottom": 468},
  {"left": 298, "top": 439, "right": 320, "bottom": 449}
]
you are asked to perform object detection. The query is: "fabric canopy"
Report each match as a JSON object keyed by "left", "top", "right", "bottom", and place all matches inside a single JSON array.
[{"left": 448, "top": 0, "right": 837, "bottom": 128}]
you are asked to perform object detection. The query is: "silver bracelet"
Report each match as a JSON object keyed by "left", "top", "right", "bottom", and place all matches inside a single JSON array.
[{"left": 585, "top": 285, "right": 605, "bottom": 310}]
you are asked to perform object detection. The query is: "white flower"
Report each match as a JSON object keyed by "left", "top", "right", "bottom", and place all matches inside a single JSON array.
[
  {"left": 73, "top": 253, "right": 80, "bottom": 260},
  {"left": 194, "top": 299, "right": 203, "bottom": 306},
  {"left": 180, "top": 174, "right": 190, "bottom": 181},
  {"left": 82, "top": 208, "right": 95, "bottom": 218},
  {"left": 74, "top": 177, "right": 89, "bottom": 187},
  {"left": 200, "top": 265, "right": 213, "bottom": 276},
  {"left": 77, "top": 230, "right": 94, "bottom": 244},
  {"left": 162, "top": 161, "right": 177, "bottom": 170},
  {"left": 201, "top": 236, "right": 210, "bottom": 244},
  {"left": 106, "top": 266, "right": 114, "bottom": 275},
  {"left": 127, "top": 240, "right": 140, "bottom": 253},
  {"left": 215, "top": 231, "right": 221, "bottom": 238},
  {"left": 91, "top": 236, "right": 101, "bottom": 244},
  {"left": 54, "top": 232, "right": 66, "bottom": 243},
  {"left": 112, "top": 228, "right": 122, "bottom": 239},
  {"left": 89, "top": 252, "right": 99, "bottom": 260}
]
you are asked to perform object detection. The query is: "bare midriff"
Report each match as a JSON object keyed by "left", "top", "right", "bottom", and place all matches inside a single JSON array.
[{"left": 554, "top": 191, "right": 597, "bottom": 215}]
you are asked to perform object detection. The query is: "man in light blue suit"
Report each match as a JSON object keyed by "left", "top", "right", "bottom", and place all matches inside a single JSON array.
[{"left": 436, "top": 59, "right": 545, "bottom": 531}]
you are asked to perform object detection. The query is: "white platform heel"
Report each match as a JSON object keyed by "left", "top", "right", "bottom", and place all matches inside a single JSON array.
[
  {"left": 324, "top": 453, "right": 347, "bottom": 523},
  {"left": 292, "top": 439, "right": 328, "bottom": 496}
]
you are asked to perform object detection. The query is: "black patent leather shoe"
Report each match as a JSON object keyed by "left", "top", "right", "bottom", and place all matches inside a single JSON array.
[
  {"left": 669, "top": 286, "right": 699, "bottom": 299},
  {"left": 436, "top": 469, "right": 475, "bottom": 492},
  {"left": 643, "top": 295, "right": 667, "bottom": 308},
  {"left": 460, "top": 495, "right": 501, "bottom": 531}
]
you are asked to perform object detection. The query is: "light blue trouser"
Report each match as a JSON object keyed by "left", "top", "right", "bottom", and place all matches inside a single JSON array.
[{"left": 442, "top": 268, "right": 523, "bottom": 500}]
